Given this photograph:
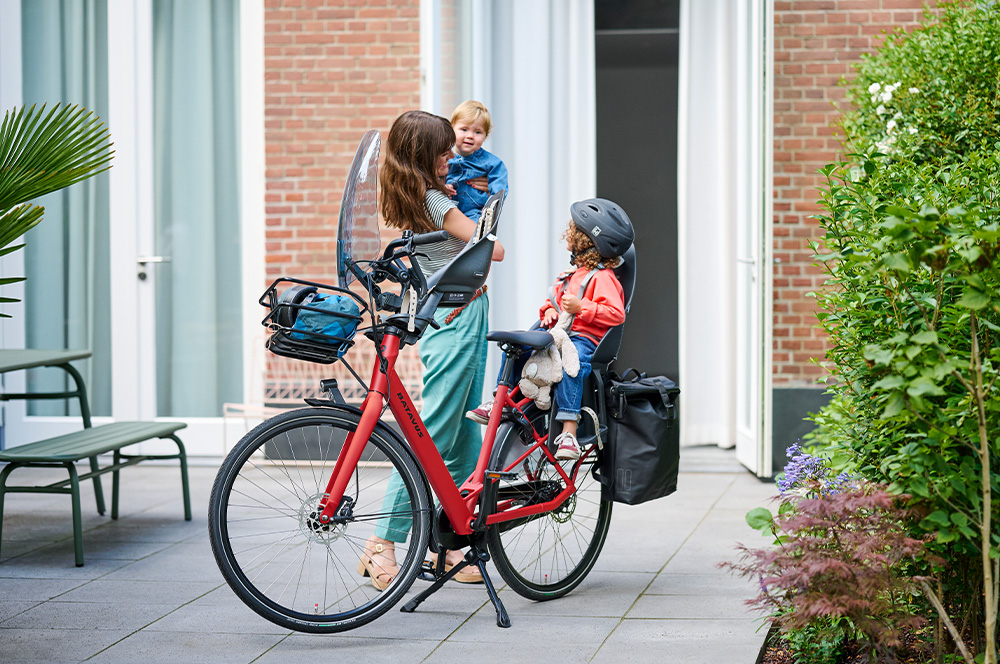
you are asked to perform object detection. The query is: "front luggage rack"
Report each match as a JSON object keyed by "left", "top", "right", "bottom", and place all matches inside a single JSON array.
[{"left": 260, "top": 278, "right": 370, "bottom": 365}]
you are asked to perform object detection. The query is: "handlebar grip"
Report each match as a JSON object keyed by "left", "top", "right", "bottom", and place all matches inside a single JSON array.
[{"left": 411, "top": 230, "right": 451, "bottom": 246}]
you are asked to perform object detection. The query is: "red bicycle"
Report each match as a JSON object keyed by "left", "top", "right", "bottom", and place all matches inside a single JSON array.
[{"left": 208, "top": 131, "right": 633, "bottom": 632}]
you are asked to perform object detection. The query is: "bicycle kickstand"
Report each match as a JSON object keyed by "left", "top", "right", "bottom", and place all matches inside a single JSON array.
[{"left": 400, "top": 542, "right": 511, "bottom": 628}]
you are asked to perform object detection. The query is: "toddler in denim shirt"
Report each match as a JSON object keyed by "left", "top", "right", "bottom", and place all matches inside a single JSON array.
[{"left": 446, "top": 100, "right": 509, "bottom": 218}]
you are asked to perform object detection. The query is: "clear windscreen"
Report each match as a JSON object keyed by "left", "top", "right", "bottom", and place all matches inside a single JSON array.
[{"left": 337, "top": 130, "right": 382, "bottom": 288}]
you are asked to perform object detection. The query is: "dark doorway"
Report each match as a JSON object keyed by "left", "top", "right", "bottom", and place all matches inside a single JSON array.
[{"left": 595, "top": 0, "right": 680, "bottom": 380}]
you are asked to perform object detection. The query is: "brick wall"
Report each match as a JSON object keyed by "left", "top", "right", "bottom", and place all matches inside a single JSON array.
[
  {"left": 264, "top": 0, "right": 420, "bottom": 285},
  {"left": 771, "top": 0, "right": 937, "bottom": 386}
]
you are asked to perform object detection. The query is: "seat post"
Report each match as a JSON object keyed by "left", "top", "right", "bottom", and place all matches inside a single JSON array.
[{"left": 496, "top": 343, "right": 528, "bottom": 388}]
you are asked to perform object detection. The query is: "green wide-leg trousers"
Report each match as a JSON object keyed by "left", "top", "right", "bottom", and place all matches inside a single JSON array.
[{"left": 375, "top": 294, "right": 488, "bottom": 542}]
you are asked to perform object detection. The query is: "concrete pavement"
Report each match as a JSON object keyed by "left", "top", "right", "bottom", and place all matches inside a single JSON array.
[{"left": 0, "top": 445, "right": 777, "bottom": 663}]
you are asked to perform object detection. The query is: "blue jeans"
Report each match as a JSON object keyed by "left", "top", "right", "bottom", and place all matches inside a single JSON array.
[{"left": 553, "top": 336, "right": 597, "bottom": 422}]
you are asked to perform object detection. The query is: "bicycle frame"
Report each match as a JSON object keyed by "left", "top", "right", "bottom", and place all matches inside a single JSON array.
[{"left": 313, "top": 329, "right": 590, "bottom": 533}]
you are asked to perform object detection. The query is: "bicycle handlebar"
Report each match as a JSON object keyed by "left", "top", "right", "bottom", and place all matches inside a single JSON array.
[
  {"left": 411, "top": 230, "right": 450, "bottom": 246},
  {"left": 381, "top": 229, "right": 450, "bottom": 260}
]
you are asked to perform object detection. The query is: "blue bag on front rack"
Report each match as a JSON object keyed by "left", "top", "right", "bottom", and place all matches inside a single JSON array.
[{"left": 290, "top": 294, "right": 361, "bottom": 351}]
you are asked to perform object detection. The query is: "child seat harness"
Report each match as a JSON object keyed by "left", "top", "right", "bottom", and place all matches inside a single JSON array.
[{"left": 550, "top": 268, "right": 600, "bottom": 334}]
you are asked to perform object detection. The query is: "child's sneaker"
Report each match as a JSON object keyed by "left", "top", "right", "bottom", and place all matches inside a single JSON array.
[
  {"left": 554, "top": 431, "right": 581, "bottom": 460},
  {"left": 465, "top": 401, "right": 493, "bottom": 425}
]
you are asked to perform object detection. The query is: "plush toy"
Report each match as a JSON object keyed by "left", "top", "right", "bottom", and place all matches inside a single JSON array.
[{"left": 519, "top": 311, "right": 580, "bottom": 410}]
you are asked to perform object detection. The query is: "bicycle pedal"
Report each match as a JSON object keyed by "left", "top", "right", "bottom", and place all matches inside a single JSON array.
[
  {"left": 484, "top": 470, "right": 520, "bottom": 482},
  {"left": 417, "top": 561, "right": 439, "bottom": 583}
]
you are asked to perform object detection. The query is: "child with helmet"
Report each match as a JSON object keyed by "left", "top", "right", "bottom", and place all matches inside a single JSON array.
[{"left": 467, "top": 198, "right": 635, "bottom": 460}]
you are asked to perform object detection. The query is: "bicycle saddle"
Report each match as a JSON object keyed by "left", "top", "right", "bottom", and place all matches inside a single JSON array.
[{"left": 485, "top": 330, "right": 553, "bottom": 350}]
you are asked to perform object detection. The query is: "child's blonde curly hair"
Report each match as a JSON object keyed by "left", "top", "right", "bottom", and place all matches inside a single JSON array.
[{"left": 562, "top": 221, "right": 621, "bottom": 270}]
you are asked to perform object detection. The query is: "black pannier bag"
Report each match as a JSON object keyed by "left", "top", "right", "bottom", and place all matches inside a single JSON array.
[{"left": 594, "top": 369, "right": 680, "bottom": 505}]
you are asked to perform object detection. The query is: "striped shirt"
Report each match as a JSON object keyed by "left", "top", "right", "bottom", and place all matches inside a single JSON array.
[{"left": 414, "top": 189, "right": 468, "bottom": 280}]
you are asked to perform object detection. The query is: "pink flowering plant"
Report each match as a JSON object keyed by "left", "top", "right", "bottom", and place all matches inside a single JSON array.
[{"left": 731, "top": 445, "right": 930, "bottom": 664}]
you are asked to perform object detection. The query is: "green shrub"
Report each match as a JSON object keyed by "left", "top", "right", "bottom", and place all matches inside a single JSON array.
[
  {"left": 839, "top": 2, "right": 1000, "bottom": 165},
  {"left": 811, "top": 2, "right": 1000, "bottom": 660}
]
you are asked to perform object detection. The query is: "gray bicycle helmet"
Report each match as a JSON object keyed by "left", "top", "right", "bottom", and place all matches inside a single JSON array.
[{"left": 570, "top": 198, "right": 635, "bottom": 259}]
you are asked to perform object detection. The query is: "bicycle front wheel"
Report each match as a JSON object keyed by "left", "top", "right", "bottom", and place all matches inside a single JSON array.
[
  {"left": 208, "top": 407, "right": 431, "bottom": 633},
  {"left": 486, "top": 406, "right": 613, "bottom": 601}
]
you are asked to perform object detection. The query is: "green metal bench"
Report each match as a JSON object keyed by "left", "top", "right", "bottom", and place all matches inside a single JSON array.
[{"left": 0, "top": 421, "right": 191, "bottom": 566}]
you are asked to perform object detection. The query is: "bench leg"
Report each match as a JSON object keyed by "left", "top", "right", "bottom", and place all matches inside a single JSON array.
[
  {"left": 67, "top": 462, "right": 84, "bottom": 567},
  {"left": 0, "top": 462, "right": 17, "bottom": 561},
  {"left": 170, "top": 435, "right": 192, "bottom": 521},
  {"left": 88, "top": 455, "right": 106, "bottom": 516},
  {"left": 111, "top": 450, "right": 120, "bottom": 520}
]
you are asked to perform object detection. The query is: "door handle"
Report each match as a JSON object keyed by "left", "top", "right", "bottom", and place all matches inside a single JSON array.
[
  {"left": 137, "top": 256, "right": 171, "bottom": 280},
  {"left": 137, "top": 256, "right": 171, "bottom": 265}
]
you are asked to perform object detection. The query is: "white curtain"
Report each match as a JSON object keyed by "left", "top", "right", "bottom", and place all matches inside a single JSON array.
[
  {"left": 153, "top": 0, "right": 242, "bottom": 416},
  {"left": 678, "top": 0, "right": 742, "bottom": 447},
  {"left": 428, "top": 0, "right": 596, "bottom": 389},
  {"left": 22, "top": 0, "right": 112, "bottom": 417}
]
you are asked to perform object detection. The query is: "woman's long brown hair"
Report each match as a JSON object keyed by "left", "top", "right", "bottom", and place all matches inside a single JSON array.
[{"left": 380, "top": 111, "right": 455, "bottom": 233}]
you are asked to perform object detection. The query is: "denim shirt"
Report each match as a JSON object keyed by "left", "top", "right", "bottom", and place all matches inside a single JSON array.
[{"left": 446, "top": 148, "right": 509, "bottom": 218}]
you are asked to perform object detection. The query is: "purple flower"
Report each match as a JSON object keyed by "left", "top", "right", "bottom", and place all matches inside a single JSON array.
[{"left": 776, "top": 442, "right": 856, "bottom": 498}]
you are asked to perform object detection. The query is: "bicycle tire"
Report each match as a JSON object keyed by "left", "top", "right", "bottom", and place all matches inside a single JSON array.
[
  {"left": 208, "top": 407, "right": 431, "bottom": 633},
  {"left": 485, "top": 405, "right": 613, "bottom": 601}
]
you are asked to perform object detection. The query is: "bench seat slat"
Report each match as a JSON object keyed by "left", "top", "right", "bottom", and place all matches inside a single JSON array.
[{"left": 0, "top": 422, "right": 187, "bottom": 462}]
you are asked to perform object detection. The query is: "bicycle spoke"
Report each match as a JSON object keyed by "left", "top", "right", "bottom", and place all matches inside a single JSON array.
[
  {"left": 487, "top": 409, "right": 612, "bottom": 600},
  {"left": 209, "top": 408, "right": 430, "bottom": 632}
]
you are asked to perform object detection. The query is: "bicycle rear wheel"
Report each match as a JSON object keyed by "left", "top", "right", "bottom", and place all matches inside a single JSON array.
[
  {"left": 208, "top": 407, "right": 431, "bottom": 633},
  {"left": 485, "top": 406, "right": 613, "bottom": 601}
]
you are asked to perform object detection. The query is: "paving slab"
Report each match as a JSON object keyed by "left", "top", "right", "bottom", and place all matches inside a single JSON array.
[
  {"left": 492, "top": 570, "right": 654, "bottom": 618},
  {"left": 0, "top": 577, "right": 86, "bottom": 601},
  {"left": 1, "top": 601, "right": 177, "bottom": 632},
  {"left": 0, "top": 628, "right": 133, "bottom": 664},
  {"left": 426, "top": 640, "right": 599, "bottom": 663},
  {"left": 0, "top": 600, "right": 42, "bottom": 623},
  {"left": 591, "top": 618, "right": 766, "bottom": 663},
  {"left": 85, "top": 631, "right": 283, "bottom": 664},
  {"left": 0, "top": 446, "right": 777, "bottom": 663},
  {"left": 144, "top": 602, "right": 292, "bottom": 635},
  {"left": 257, "top": 634, "right": 440, "bottom": 664},
  {"left": 53, "top": 579, "right": 220, "bottom": 606}
]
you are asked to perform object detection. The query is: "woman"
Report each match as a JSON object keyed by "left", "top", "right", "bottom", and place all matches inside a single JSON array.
[{"left": 357, "top": 111, "right": 505, "bottom": 590}]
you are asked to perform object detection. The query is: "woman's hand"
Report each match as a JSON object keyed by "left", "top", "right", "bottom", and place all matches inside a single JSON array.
[
  {"left": 560, "top": 293, "right": 583, "bottom": 314},
  {"left": 541, "top": 307, "right": 558, "bottom": 327},
  {"left": 466, "top": 176, "right": 489, "bottom": 192}
]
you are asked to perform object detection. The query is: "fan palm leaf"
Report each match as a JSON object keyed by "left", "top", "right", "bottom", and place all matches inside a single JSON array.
[{"left": 0, "top": 104, "right": 114, "bottom": 317}]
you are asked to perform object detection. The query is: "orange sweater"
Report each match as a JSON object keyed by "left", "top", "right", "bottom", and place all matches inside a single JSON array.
[{"left": 539, "top": 267, "right": 626, "bottom": 344}]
